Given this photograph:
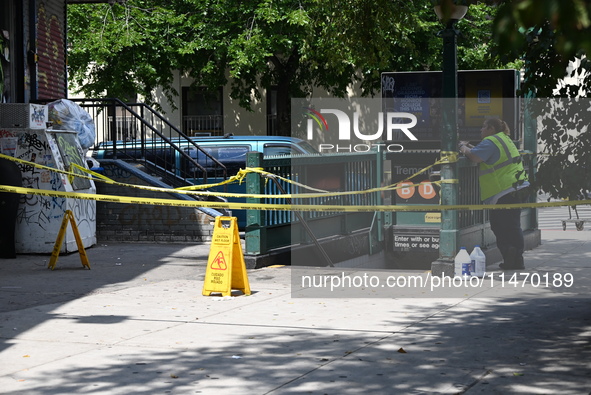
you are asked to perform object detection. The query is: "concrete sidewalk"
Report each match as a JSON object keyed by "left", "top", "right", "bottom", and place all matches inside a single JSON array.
[{"left": 0, "top": 229, "right": 590, "bottom": 394}]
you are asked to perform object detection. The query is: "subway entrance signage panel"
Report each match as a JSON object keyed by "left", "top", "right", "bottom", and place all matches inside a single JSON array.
[
  {"left": 392, "top": 164, "right": 440, "bottom": 227},
  {"left": 202, "top": 217, "right": 251, "bottom": 297},
  {"left": 392, "top": 232, "right": 440, "bottom": 252},
  {"left": 381, "top": 69, "right": 520, "bottom": 141}
]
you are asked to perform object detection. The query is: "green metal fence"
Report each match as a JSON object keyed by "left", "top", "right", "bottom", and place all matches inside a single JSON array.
[{"left": 245, "top": 151, "right": 382, "bottom": 256}]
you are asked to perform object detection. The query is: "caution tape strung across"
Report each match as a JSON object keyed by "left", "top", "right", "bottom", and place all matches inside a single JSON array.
[
  {"left": 176, "top": 166, "right": 332, "bottom": 193},
  {"left": 2, "top": 151, "right": 588, "bottom": 212},
  {"left": 1, "top": 184, "right": 590, "bottom": 212},
  {"left": 0, "top": 153, "right": 327, "bottom": 198},
  {"left": 0, "top": 152, "right": 456, "bottom": 199}
]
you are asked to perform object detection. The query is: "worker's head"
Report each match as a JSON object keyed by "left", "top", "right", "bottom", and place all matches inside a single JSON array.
[{"left": 481, "top": 118, "right": 510, "bottom": 139}]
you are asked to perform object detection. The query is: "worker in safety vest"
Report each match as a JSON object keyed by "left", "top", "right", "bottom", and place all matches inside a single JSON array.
[{"left": 459, "top": 118, "right": 529, "bottom": 270}]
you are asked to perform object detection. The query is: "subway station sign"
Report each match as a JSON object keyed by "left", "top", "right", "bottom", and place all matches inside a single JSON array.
[{"left": 393, "top": 233, "right": 440, "bottom": 252}]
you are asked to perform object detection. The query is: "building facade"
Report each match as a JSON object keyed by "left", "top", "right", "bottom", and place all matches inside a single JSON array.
[
  {"left": 154, "top": 70, "right": 344, "bottom": 138},
  {"left": 1, "top": 0, "right": 69, "bottom": 104}
]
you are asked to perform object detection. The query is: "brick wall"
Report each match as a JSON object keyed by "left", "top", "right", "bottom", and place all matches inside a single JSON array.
[{"left": 95, "top": 160, "right": 215, "bottom": 243}]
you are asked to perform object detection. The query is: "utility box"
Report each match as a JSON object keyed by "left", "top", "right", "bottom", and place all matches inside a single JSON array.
[
  {"left": 0, "top": 128, "right": 96, "bottom": 253},
  {"left": 0, "top": 103, "right": 49, "bottom": 129}
]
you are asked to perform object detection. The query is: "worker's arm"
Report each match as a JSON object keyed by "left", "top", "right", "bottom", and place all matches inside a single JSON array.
[{"left": 459, "top": 144, "right": 484, "bottom": 163}]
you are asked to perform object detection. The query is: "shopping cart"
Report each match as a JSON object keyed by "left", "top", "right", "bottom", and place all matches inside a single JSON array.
[{"left": 562, "top": 204, "right": 591, "bottom": 231}]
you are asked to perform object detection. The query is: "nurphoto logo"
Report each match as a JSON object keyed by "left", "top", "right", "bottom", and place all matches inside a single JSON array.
[{"left": 303, "top": 106, "right": 419, "bottom": 153}]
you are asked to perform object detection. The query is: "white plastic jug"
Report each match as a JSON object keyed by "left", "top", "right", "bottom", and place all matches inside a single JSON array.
[
  {"left": 470, "top": 245, "right": 486, "bottom": 277},
  {"left": 454, "top": 247, "right": 471, "bottom": 277}
]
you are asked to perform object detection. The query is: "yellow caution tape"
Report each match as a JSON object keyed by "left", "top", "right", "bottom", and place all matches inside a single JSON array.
[
  {"left": 70, "top": 163, "right": 113, "bottom": 182},
  {"left": 0, "top": 154, "right": 305, "bottom": 198},
  {"left": 0, "top": 153, "right": 453, "bottom": 199},
  {"left": 0, "top": 151, "right": 560, "bottom": 213},
  {"left": 176, "top": 167, "right": 331, "bottom": 193},
  {"left": 2, "top": 184, "right": 590, "bottom": 212},
  {"left": 440, "top": 151, "right": 459, "bottom": 163}
]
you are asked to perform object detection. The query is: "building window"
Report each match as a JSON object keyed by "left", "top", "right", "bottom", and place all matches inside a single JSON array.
[{"left": 182, "top": 86, "right": 223, "bottom": 135}]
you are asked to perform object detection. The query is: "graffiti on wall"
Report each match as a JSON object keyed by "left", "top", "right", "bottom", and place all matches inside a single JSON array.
[
  {"left": 0, "top": 130, "right": 15, "bottom": 138},
  {"left": 54, "top": 132, "right": 91, "bottom": 190},
  {"left": 1, "top": 126, "right": 97, "bottom": 251},
  {"left": 13, "top": 131, "right": 65, "bottom": 230},
  {"left": 2, "top": 129, "right": 95, "bottom": 233},
  {"left": 72, "top": 197, "right": 97, "bottom": 233}
]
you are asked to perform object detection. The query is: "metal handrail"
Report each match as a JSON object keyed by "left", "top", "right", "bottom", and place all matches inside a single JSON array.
[{"left": 70, "top": 98, "right": 227, "bottom": 185}]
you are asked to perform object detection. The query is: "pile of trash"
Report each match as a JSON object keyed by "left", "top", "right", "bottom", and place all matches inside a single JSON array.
[{"left": 48, "top": 99, "right": 95, "bottom": 149}]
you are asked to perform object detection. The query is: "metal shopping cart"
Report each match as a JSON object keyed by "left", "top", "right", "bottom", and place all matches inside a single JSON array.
[{"left": 562, "top": 203, "right": 591, "bottom": 231}]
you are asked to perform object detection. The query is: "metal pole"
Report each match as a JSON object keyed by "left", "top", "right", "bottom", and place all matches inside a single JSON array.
[{"left": 439, "top": 21, "right": 460, "bottom": 262}]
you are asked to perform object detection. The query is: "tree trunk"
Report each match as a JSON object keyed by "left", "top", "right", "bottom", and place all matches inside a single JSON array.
[
  {"left": 271, "top": 50, "right": 299, "bottom": 137},
  {"left": 275, "top": 77, "right": 291, "bottom": 137}
]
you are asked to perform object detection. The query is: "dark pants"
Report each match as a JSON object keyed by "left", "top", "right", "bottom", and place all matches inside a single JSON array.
[
  {"left": 489, "top": 190, "right": 526, "bottom": 267},
  {"left": 0, "top": 158, "right": 22, "bottom": 259}
]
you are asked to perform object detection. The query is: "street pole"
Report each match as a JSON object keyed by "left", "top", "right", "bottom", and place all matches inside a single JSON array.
[
  {"left": 431, "top": 1, "right": 468, "bottom": 276},
  {"left": 439, "top": 20, "right": 460, "bottom": 263}
]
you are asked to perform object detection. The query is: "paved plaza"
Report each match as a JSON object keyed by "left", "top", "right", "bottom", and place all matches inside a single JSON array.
[{"left": 0, "top": 215, "right": 590, "bottom": 394}]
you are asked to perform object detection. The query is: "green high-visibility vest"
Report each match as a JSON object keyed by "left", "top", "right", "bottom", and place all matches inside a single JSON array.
[{"left": 479, "top": 132, "right": 527, "bottom": 201}]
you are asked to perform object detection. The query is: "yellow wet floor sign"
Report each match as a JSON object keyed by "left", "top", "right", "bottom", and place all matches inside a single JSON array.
[
  {"left": 48, "top": 209, "right": 91, "bottom": 270},
  {"left": 202, "top": 216, "right": 251, "bottom": 297}
]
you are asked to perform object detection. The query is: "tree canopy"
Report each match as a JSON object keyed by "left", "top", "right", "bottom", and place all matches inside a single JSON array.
[
  {"left": 67, "top": 0, "right": 509, "bottom": 135},
  {"left": 489, "top": 0, "right": 591, "bottom": 200},
  {"left": 68, "top": 0, "right": 591, "bottom": 199}
]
